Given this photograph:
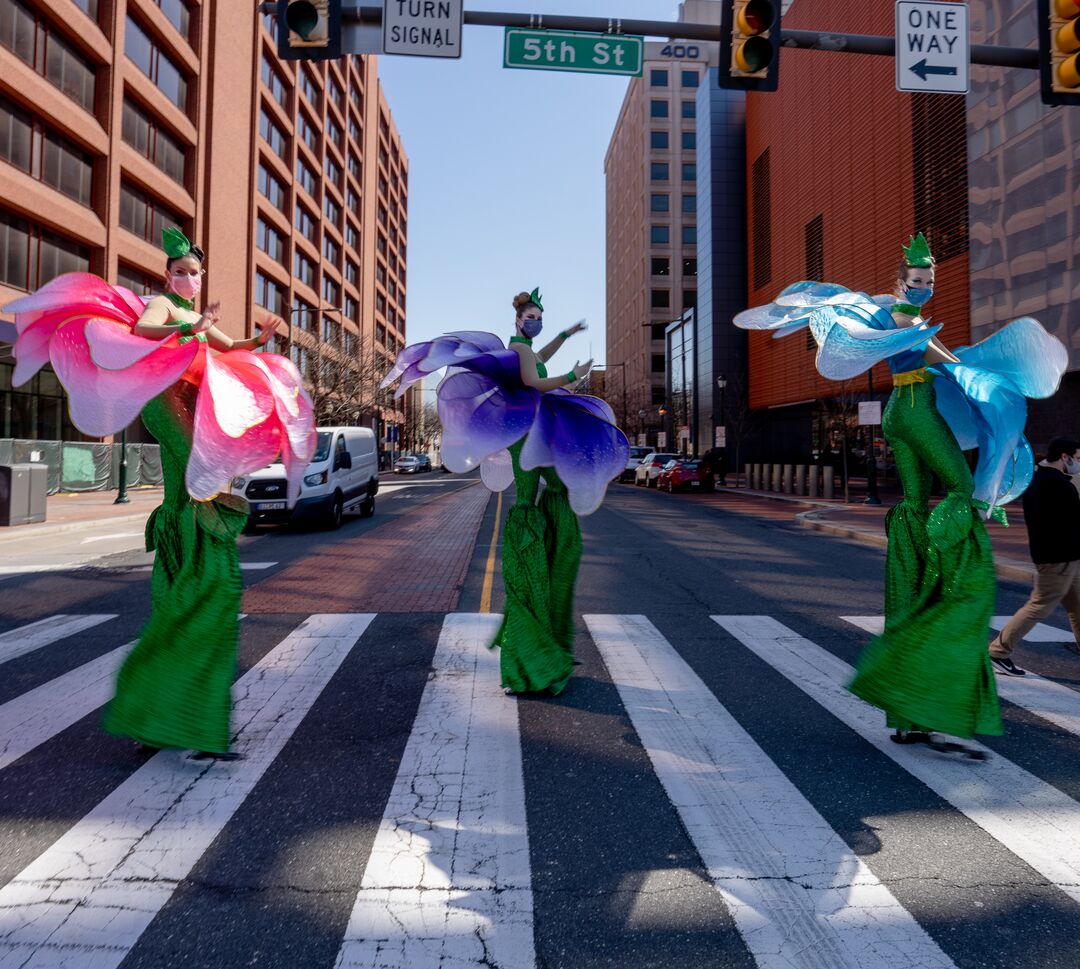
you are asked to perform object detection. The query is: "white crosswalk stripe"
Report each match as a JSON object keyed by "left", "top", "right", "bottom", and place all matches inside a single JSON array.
[
  {"left": 585, "top": 613, "right": 956, "bottom": 969},
  {"left": 842, "top": 614, "right": 1076, "bottom": 643},
  {"left": 714, "top": 615, "right": 1080, "bottom": 908},
  {"left": 335, "top": 613, "right": 534, "bottom": 969},
  {"left": 0, "top": 613, "right": 374, "bottom": 969},
  {"left": 0, "top": 614, "right": 116, "bottom": 667},
  {"left": 841, "top": 616, "right": 1080, "bottom": 738}
]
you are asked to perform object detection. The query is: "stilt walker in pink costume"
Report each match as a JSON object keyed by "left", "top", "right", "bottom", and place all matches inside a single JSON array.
[{"left": 3, "top": 228, "right": 316, "bottom": 759}]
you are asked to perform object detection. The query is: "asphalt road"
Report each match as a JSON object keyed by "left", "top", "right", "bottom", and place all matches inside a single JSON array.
[{"left": 1, "top": 476, "right": 1078, "bottom": 968}]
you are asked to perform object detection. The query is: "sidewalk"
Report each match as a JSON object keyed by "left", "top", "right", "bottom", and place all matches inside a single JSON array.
[
  {"left": 708, "top": 480, "right": 1036, "bottom": 582},
  {"left": 0, "top": 487, "right": 162, "bottom": 545}
]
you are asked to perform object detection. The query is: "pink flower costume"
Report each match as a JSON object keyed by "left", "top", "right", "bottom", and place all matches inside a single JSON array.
[{"left": 4, "top": 266, "right": 315, "bottom": 754}]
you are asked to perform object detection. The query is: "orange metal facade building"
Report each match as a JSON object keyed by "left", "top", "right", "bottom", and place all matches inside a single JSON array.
[
  {"left": 743, "top": 0, "right": 970, "bottom": 419},
  {"left": 0, "top": 0, "right": 407, "bottom": 441}
]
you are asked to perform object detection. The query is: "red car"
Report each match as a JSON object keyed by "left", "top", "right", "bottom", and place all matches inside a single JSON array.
[{"left": 657, "top": 459, "right": 709, "bottom": 493}]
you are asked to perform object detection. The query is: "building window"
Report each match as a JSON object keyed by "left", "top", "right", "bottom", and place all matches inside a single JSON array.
[
  {"left": 651, "top": 162, "right": 669, "bottom": 181},
  {"left": 295, "top": 202, "right": 316, "bottom": 242},
  {"left": 294, "top": 251, "right": 315, "bottom": 287},
  {"left": 261, "top": 54, "right": 288, "bottom": 110},
  {"left": 376, "top": 262, "right": 386, "bottom": 285},
  {"left": 324, "top": 235, "right": 339, "bottom": 264},
  {"left": 300, "top": 67, "right": 320, "bottom": 108},
  {"left": 681, "top": 70, "right": 699, "bottom": 87},
  {"left": 321, "top": 315, "right": 339, "bottom": 344},
  {"left": 650, "top": 225, "right": 670, "bottom": 245},
  {"left": 650, "top": 194, "right": 669, "bottom": 213},
  {"left": 376, "top": 322, "right": 386, "bottom": 344},
  {"left": 259, "top": 107, "right": 288, "bottom": 160},
  {"left": 651, "top": 257, "right": 670, "bottom": 276},
  {"left": 291, "top": 344, "right": 311, "bottom": 377},
  {"left": 682, "top": 225, "right": 697, "bottom": 245},
  {"left": 651, "top": 354, "right": 666, "bottom": 374},
  {"left": 650, "top": 99, "right": 668, "bottom": 119},
  {"left": 682, "top": 289, "right": 697, "bottom": 309},
  {"left": 256, "top": 216, "right": 285, "bottom": 265},
  {"left": 682, "top": 193, "right": 696, "bottom": 213},
  {"left": 327, "top": 117, "right": 343, "bottom": 151},
  {"left": 119, "top": 181, "right": 184, "bottom": 245},
  {"left": 681, "top": 163, "right": 696, "bottom": 181},
  {"left": 258, "top": 163, "right": 287, "bottom": 213},
  {"left": 752, "top": 148, "right": 771, "bottom": 289},
  {"left": 154, "top": 0, "right": 191, "bottom": 40},
  {"left": 116, "top": 263, "right": 155, "bottom": 295},
  {"left": 650, "top": 130, "right": 669, "bottom": 150},
  {"left": 348, "top": 155, "right": 361, "bottom": 181},
  {"left": 1, "top": 1, "right": 97, "bottom": 113},
  {"left": 0, "top": 210, "right": 91, "bottom": 291},
  {"left": 682, "top": 131, "right": 696, "bottom": 150},
  {"left": 343, "top": 328, "right": 356, "bottom": 354},
  {"left": 683, "top": 257, "right": 697, "bottom": 276},
  {"left": 297, "top": 111, "right": 318, "bottom": 153},
  {"left": 72, "top": 0, "right": 99, "bottom": 20},
  {"left": 123, "top": 99, "right": 186, "bottom": 184},
  {"left": 293, "top": 298, "right": 315, "bottom": 331},
  {"left": 323, "top": 276, "right": 339, "bottom": 305},
  {"left": 125, "top": 17, "right": 188, "bottom": 111},
  {"left": 650, "top": 69, "right": 668, "bottom": 87},
  {"left": 681, "top": 100, "right": 696, "bottom": 119},
  {"left": 325, "top": 155, "right": 342, "bottom": 187},
  {"left": 376, "top": 233, "right": 387, "bottom": 255},
  {"left": 344, "top": 295, "right": 358, "bottom": 323},
  {"left": 0, "top": 97, "right": 94, "bottom": 206},
  {"left": 651, "top": 289, "right": 670, "bottom": 309},
  {"left": 346, "top": 222, "right": 359, "bottom": 250},
  {"left": 348, "top": 118, "right": 362, "bottom": 143},
  {"left": 296, "top": 157, "right": 317, "bottom": 196},
  {"left": 376, "top": 293, "right": 386, "bottom": 314},
  {"left": 347, "top": 187, "right": 360, "bottom": 211},
  {"left": 324, "top": 194, "right": 340, "bottom": 224},
  {"left": 345, "top": 259, "right": 358, "bottom": 285},
  {"left": 327, "top": 75, "right": 344, "bottom": 112}
]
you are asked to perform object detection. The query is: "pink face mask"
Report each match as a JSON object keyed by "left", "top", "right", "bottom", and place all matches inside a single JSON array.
[{"left": 169, "top": 273, "right": 202, "bottom": 300}]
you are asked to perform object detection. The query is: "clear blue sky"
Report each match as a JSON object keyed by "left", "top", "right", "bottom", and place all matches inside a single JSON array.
[{"left": 377, "top": 1, "right": 681, "bottom": 378}]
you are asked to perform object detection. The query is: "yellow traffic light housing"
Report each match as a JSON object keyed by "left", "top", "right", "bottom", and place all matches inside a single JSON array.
[
  {"left": 719, "top": 0, "right": 781, "bottom": 92},
  {"left": 278, "top": 0, "right": 341, "bottom": 61},
  {"left": 1039, "top": 0, "right": 1080, "bottom": 104}
]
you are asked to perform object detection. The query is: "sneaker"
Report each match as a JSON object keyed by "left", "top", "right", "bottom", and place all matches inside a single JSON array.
[{"left": 990, "top": 656, "right": 1026, "bottom": 676}]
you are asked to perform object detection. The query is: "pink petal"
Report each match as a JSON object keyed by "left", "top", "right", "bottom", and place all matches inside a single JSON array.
[
  {"left": 86, "top": 319, "right": 177, "bottom": 370},
  {"left": 48, "top": 322, "right": 199, "bottom": 437},
  {"left": 205, "top": 351, "right": 275, "bottom": 438}
]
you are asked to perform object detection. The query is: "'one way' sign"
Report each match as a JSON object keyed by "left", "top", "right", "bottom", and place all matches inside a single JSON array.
[{"left": 895, "top": 1, "right": 969, "bottom": 94}]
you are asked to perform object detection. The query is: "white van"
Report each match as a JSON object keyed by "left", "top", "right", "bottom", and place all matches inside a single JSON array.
[{"left": 232, "top": 426, "right": 379, "bottom": 530}]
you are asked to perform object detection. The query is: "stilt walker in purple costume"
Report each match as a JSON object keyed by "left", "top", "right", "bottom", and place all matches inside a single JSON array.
[
  {"left": 735, "top": 233, "right": 1067, "bottom": 756},
  {"left": 381, "top": 288, "right": 630, "bottom": 694}
]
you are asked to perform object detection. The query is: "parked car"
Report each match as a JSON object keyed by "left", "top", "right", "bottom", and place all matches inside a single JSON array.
[
  {"left": 232, "top": 426, "right": 379, "bottom": 531},
  {"left": 635, "top": 452, "right": 679, "bottom": 488},
  {"left": 394, "top": 453, "right": 432, "bottom": 474},
  {"left": 657, "top": 459, "right": 709, "bottom": 493},
  {"left": 618, "top": 446, "right": 652, "bottom": 482}
]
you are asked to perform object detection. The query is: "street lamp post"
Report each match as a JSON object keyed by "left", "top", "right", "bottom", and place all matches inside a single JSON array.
[{"left": 114, "top": 426, "right": 129, "bottom": 504}]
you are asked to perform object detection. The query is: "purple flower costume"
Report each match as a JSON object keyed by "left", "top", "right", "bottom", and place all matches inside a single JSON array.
[{"left": 383, "top": 330, "right": 629, "bottom": 692}]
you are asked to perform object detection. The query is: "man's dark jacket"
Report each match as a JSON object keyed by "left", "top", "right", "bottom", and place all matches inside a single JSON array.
[{"left": 1022, "top": 464, "right": 1080, "bottom": 564}]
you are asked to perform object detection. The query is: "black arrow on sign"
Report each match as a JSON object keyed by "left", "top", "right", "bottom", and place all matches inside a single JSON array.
[{"left": 910, "top": 58, "right": 958, "bottom": 81}]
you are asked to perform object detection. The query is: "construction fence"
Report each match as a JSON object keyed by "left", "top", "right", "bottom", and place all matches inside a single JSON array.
[{"left": 0, "top": 439, "right": 163, "bottom": 495}]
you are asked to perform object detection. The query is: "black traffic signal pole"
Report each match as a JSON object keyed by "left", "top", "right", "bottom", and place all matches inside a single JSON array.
[{"left": 259, "top": 3, "right": 1042, "bottom": 70}]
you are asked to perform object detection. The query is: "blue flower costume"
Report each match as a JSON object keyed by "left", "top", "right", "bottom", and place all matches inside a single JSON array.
[
  {"left": 735, "top": 241, "right": 1067, "bottom": 740},
  {"left": 382, "top": 328, "right": 629, "bottom": 693}
]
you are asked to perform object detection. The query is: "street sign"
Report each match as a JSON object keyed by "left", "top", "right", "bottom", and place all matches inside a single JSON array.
[
  {"left": 714, "top": 426, "right": 727, "bottom": 448},
  {"left": 383, "top": 0, "right": 462, "bottom": 58},
  {"left": 503, "top": 29, "right": 644, "bottom": 76},
  {"left": 858, "top": 401, "right": 882, "bottom": 425},
  {"left": 657, "top": 431, "right": 668, "bottom": 448},
  {"left": 896, "top": 1, "right": 969, "bottom": 94}
]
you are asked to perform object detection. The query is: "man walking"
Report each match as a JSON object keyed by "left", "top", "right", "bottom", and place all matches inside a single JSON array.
[{"left": 989, "top": 437, "right": 1080, "bottom": 675}]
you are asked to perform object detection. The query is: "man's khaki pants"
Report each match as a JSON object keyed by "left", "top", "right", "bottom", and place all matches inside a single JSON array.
[{"left": 989, "top": 560, "right": 1080, "bottom": 659}]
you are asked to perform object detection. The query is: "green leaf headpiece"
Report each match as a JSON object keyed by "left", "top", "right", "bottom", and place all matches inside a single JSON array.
[
  {"left": 528, "top": 287, "right": 544, "bottom": 312},
  {"left": 162, "top": 226, "right": 192, "bottom": 260},
  {"left": 902, "top": 232, "right": 934, "bottom": 268}
]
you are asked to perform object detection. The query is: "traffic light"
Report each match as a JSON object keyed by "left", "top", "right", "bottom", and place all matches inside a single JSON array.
[
  {"left": 1038, "top": 0, "right": 1080, "bottom": 105},
  {"left": 277, "top": 0, "right": 342, "bottom": 61},
  {"left": 718, "top": 0, "right": 781, "bottom": 92}
]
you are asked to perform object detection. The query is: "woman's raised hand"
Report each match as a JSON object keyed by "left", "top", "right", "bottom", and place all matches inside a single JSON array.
[
  {"left": 566, "top": 320, "right": 588, "bottom": 337},
  {"left": 256, "top": 316, "right": 283, "bottom": 345},
  {"left": 573, "top": 358, "right": 594, "bottom": 378}
]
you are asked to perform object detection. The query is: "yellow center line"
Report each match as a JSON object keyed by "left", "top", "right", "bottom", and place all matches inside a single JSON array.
[{"left": 479, "top": 490, "right": 504, "bottom": 614}]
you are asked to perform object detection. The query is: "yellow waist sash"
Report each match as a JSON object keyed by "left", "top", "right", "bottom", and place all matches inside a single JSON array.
[{"left": 892, "top": 367, "right": 933, "bottom": 406}]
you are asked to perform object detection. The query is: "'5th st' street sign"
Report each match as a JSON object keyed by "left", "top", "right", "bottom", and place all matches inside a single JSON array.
[{"left": 503, "top": 28, "right": 644, "bottom": 76}]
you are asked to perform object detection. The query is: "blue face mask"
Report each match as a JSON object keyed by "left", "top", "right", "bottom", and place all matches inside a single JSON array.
[
  {"left": 520, "top": 317, "right": 543, "bottom": 339},
  {"left": 903, "top": 284, "right": 934, "bottom": 307}
]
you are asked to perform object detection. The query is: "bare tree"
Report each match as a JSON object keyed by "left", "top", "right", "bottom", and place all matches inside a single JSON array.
[
  {"left": 817, "top": 379, "right": 860, "bottom": 502},
  {"left": 723, "top": 370, "right": 755, "bottom": 487},
  {"left": 290, "top": 336, "right": 396, "bottom": 428}
]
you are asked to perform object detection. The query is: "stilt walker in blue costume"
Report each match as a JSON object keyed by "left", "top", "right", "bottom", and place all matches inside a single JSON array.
[
  {"left": 735, "top": 233, "right": 1067, "bottom": 756},
  {"left": 381, "top": 288, "right": 629, "bottom": 694}
]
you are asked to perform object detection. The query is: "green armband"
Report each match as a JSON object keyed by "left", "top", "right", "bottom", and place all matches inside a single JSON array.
[
  {"left": 178, "top": 321, "right": 192, "bottom": 335},
  {"left": 560, "top": 330, "right": 569, "bottom": 340},
  {"left": 566, "top": 370, "right": 577, "bottom": 383}
]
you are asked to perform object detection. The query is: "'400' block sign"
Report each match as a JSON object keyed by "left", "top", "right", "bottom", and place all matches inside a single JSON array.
[{"left": 504, "top": 29, "right": 644, "bottom": 76}]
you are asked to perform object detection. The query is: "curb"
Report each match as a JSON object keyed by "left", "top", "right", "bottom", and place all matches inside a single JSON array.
[
  {"left": 0, "top": 510, "right": 152, "bottom": 545},
  {"left": 795, "top": 509, "right": 1035, "bottom": 584}
]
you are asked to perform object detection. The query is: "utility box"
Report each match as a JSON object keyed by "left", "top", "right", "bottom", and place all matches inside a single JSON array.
[{"left": 0, "top": 464, "right": 48, "bottom": 526}]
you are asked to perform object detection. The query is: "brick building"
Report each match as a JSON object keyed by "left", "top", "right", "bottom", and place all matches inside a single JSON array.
[{"left": 0, "top": 0, "right": 407, "bottom": 444}]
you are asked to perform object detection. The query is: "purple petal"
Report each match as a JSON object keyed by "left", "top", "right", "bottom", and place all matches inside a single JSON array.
[{"left": 438, "top": 368, "right": 539, "bottom": 472}]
